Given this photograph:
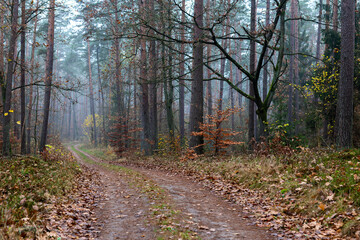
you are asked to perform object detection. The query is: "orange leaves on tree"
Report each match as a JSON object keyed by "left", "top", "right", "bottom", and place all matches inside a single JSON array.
[{"left": 192, "top": 107, "right": 243, "bottom": 155}]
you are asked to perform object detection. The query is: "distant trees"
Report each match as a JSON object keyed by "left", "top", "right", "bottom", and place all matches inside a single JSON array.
[{"left": 0, "top": 0, "right": 358, "bottom": 157}]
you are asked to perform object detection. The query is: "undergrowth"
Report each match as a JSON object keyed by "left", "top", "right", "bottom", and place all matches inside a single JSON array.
[{"left": 0, "top": 146, "right": 80, "bottom": 239}]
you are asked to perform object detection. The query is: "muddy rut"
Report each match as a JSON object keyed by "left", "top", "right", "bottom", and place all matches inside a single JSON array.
[{"left": 70, "top": 146, "right": 275, "bottom": 240}]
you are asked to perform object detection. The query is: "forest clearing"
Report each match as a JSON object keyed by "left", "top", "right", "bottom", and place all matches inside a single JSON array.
[{"left": 0, "top": 0, "right": 360, "bottom": 239}]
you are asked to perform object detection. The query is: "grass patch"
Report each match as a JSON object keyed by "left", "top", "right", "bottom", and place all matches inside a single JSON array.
[
  {"left": 80, "top": 143, "right": 117, "bottom": 161},
  {"left": 0, "top": 147, "right": 80, "bottom": 239}
]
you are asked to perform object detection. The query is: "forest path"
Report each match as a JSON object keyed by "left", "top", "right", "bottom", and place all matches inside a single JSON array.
[
  {"left": 70, "top": 145, "right": 274, "bottom": 240},
  {"left": 69, "top": 145, "right": 156, "bottom": 240}
]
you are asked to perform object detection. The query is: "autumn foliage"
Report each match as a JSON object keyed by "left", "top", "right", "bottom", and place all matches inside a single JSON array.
[
  {"left": 192, "top": 108, "right": 243, "bottom": 155},
  {"left": 108, "top": 116, "right": 141, "bottom": 155}
]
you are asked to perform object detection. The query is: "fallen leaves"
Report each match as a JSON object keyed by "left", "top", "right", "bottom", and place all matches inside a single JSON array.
[{"left": 44, "top": 164, "right": 103, "bottom": 240}]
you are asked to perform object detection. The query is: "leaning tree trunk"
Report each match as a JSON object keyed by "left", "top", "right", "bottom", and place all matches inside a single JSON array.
[{"left": 39, "top": 0, "right": 55, "bottom": 152}]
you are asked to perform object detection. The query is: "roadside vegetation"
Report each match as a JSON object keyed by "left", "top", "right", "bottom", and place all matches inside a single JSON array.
[
  {"left": 0, "top": 146, "right": 77, "bottom": 239},
  {"left": 0, "top": 145, "right": 100, "bottom": 239}
]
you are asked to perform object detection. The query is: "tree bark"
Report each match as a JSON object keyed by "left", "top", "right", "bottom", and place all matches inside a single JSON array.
[
  {"left": 20, "top": 0, "right": 26, "bottom": 154},
  {"left": 316, "top": 0, "right": 322, "bottom": 61},
  {"left": 0, "top": 3, "right": 5, "bottom": 108},
  {"left": 139, "top": 0, "right": 151, "bottom": 154},
  {"left": 27, "top": 0, "right": 39, "bottom": 154},
  {"left": 87, "top": 39, "right": 97, "bottom": 146},
  {"left": 189, "top": 0, "right": 204, "bottom": 154},
  {"left": 287, "top": 0, "right": 296, "bottom": 131},
  {"left": 293, "top": 0, "right": 299, "bottom": 135},
  {"left": 333, "top": 0, "right": 338, "bottom": 32},
  {"left": 179, "top": 0, "right": 186, "bottom": 145},
  {"left": 149, "top": 0, "right": 158, "bottom": 151},
  {"left": 248, "top": 0, "right": 256, "bottom": 144},
  {"left": 263, "top": 0, "right": 270, "bottom": 102},
  {"left": 3, "top": 0, "right": 19, "bottom": 156},
  {"left": 39, "top": 0, "right": 55, "bottom": 152},
  {"left": 336, "top": 0, "right": 355, "bottom": 148},
  {"left": 96, "top": 45, "right": 106, "bottom": 144}
]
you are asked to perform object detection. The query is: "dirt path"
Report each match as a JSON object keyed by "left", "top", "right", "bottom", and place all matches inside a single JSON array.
[
  {"left": 121, "top": 165, "right": 275, "bottom": 240},
  {"left": 71, "top": 146, "right": 275, "bottom": 240},
  {"left": 70, "top": 146, "right": 155, "bottom": 240}
]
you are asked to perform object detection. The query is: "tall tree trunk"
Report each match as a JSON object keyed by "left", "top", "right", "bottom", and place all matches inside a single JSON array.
[
  {"left": 263, "top": 0, "right": 270, "bottom": 102},
  {"left": 39, "top": 0, "right": 55, "bottom": 152},
  {"left": 229, "top": 39, "right": 235, "bottom": 131},
  {"left": 287, "top": 0, "right": 296, "bottom": 130},
  {"left": 0, "top": 3, "right": 5, "bottom": 108},
  {"left": 179, "top": 0, "right": 186, "bottom": 145},
  {"left": 27, "top": 0, "right": 39, "bottom": 154},
  {"left": 73, "top": 98, "right": 77, "bottom": 140},
  {"left": 149, "top": 0, "right": 158, "bottom": 151},
  {"left": 336, "top": 0, "right": 355, "bottom": 148},
  {"left": 20, "top": 0, "right": 26, "bottom": 154},
  {"left": 333, "top": 0, "right": 338, "bottom": 32},
  {"left": 248, "top": 0, "right": 256, "bottom": 144},
  {"left": 87, "top": 39, "right": 97, "bottom": 146},
  {"left": 189, "top": 0, "right": 204, "bottom": 154},
  {"left": 236, "top": 40, "right": 243, "bottom": 126},
  {"left": 294, "top": 0, "right": 299, "bottom": 135},
  {"left": 68, "top": 99, "right": 72, "bottom": 138},
  {"left": 3, "top": 0, "right": 19, "bottom": 156},
  {"left": 133, "top": 64, "right": 138, "bottom": 144},
  {"left": 316, "top": 0, "right": 322, "bottom": 61},
  {"left": 205, "top": 0, "right": 212, "bottom": 120},
  {"left": 218, "top": 25, "right": 229, "bottom": 112},
  {"left": 96, "top": 45, "right": 105, "bottom": 144},
  {"left": 139, "top": 0, "right": 150, "bottom": 154}
]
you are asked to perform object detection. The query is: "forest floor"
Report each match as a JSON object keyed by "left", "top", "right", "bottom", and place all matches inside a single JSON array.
[
  {"left": 69, "top": 144, "right": 274, "bottom": 239},
  {"left": 2, "top": 143, "right": 359, "bottom": 239}
]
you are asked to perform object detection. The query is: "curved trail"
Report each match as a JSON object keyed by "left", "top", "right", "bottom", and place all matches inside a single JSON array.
[{"left": 70, "top": 145, "right": 275, "bottom": 240}]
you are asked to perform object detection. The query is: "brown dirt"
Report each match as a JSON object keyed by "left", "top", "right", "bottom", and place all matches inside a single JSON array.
[
  {"left": 70, "top": 146, "right": 156, "bottom": 240},
  {"left": 70, "top": 146, "right": 275, "bottom": 239},
  {"left": 121, "top": 165, "right": 275, "bottom": 240}
]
